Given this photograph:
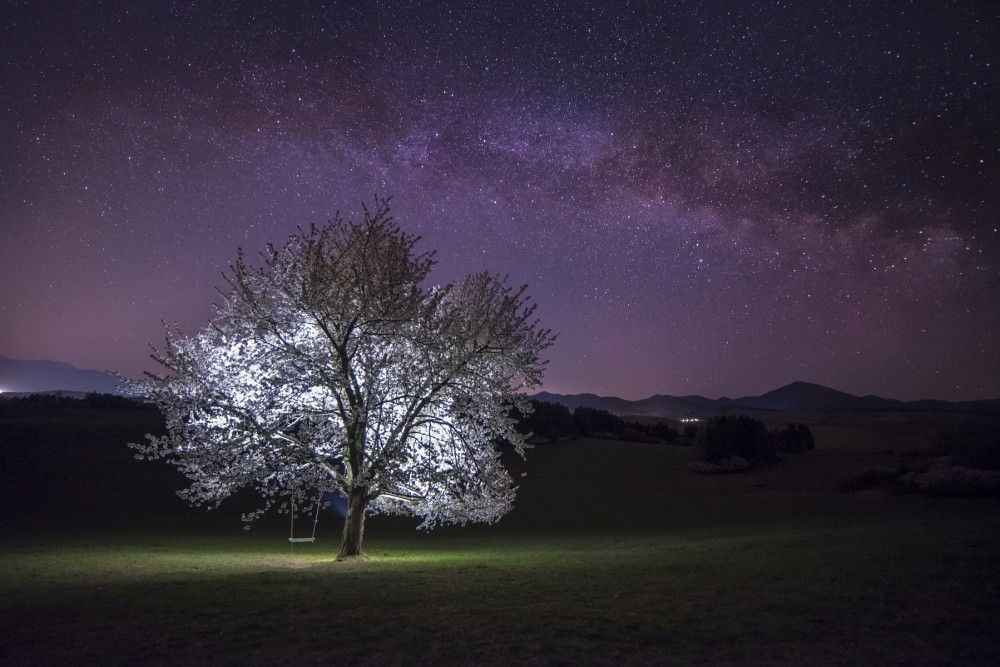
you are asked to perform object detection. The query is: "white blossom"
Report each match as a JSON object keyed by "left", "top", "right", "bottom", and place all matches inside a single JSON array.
[{"left": 129, "top": 199, "right": 554, "bottom": 556}]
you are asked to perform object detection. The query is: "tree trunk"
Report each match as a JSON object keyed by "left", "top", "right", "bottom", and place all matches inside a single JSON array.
[{"left": 338, "top": 487, "right": 368, "bottom": 559}]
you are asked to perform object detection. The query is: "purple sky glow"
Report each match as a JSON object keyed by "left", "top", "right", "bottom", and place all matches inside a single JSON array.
[{"left": 2, "top": 1, "right": 998, "bottom": 401}]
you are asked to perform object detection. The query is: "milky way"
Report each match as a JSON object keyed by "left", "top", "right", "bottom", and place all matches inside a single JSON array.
[{"left": 2, "top": 1, "right": 998, "bottom": 400}]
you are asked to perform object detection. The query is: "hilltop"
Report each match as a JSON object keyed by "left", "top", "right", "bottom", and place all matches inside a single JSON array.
[{"left": 534, "top": 381, "right": 1000, "bottom": 419}]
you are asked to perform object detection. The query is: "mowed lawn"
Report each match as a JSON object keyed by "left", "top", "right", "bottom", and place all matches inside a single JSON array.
[{"left": 2, "top": 406, "right": 1000, "bottom": 665}]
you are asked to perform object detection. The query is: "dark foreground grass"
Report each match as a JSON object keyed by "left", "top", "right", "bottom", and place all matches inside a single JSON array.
[
  {"left": 4, "top": 516, "right": 999, "bottom": 666},
  {"left": 3, "top": 407, "right": 1000, "bottom": 665}
]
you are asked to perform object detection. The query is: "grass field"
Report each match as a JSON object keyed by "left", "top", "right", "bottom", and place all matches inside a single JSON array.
[{"left": 2, "top": 405, "right": 1000, "bottom": 665}]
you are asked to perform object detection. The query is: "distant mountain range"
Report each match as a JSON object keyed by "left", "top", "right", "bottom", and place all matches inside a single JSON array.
[
  {"left": 0, "top": 356, "right": 125, "bottom": 395},
  {"left": 3, "top": 356, "right": 998, "bottom": 418},
  {"left": 534, "top": 381, "right": 1000, "bottom": 418}
]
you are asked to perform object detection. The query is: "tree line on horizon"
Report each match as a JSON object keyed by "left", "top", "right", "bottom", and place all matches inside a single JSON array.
[
  {"left": 513, "top": 400, "right": 682, "bottom": 444},
  {"left": 0, "top": 391, "right": 148, "bottom": 412},
  {"left": 514, "top": 400, "right": 815, "bottom": 458}
]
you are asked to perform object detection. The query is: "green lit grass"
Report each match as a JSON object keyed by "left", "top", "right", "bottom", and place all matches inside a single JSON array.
[
  {"left": 3, "top": 407, "right": 1000, "bottom": 664},
  {"left": 5, "top": 512, "right": 1000, "bottom": 664}
]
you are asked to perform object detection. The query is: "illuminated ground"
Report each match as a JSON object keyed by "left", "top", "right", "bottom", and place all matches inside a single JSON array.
[{"left": 2, "top": 406, "right": 999, "bottom": 664}]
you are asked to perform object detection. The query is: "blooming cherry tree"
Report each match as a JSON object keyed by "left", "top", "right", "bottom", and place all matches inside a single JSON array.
[{"left": 131, "top": 199, "right": 554, "bottom": 558}]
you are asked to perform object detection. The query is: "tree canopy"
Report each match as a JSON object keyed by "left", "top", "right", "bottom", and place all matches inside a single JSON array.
[{"left": 131, "top": 199, "right": 554, "bottom": 557}]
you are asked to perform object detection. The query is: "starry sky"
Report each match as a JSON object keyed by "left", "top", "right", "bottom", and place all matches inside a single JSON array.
[{"left": 2, "top": 1, "right": 998, "bottom": 401}]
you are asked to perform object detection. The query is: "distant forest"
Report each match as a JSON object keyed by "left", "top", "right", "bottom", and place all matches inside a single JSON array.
[
  {"left": 513, "top": 399, "right": 815, "bottom": 453},
  {"left": 0, "top": 392, "right": 147, "bottom": 412},
  {"left": 512, "top": 400, "right": 678, "bottom": 444}
]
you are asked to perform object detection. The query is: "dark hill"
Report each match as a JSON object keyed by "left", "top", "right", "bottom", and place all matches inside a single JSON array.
[
  {"left": 533, "top": 382, "right": 1000, "bottom": 418},
  {"left": 0, "top": 356, "right": 125, "bottom": 394},
  {"left": 735, "top": 381, "right": 881, "bottom": 413}
]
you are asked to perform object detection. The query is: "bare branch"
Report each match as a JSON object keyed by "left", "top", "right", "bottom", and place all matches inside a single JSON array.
[{"left": 129, "top": 197, "right": 555, "bottom": 545}]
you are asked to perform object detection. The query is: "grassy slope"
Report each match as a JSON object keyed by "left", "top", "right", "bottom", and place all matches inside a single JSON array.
[{"left": 2, "top": 407, "right": 999, "bottom": 665}]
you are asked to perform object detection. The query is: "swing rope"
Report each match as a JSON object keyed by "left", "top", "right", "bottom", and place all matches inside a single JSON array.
[{"left": 288, "top": 493, "right": 322, "bottom": 543}]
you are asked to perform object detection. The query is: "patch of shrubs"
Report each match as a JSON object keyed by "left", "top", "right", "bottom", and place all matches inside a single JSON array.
[
  {"left": 839, "top": 467, "right": 902, "bottom": 492},
  {"left": 688, "top": 415, "right": 814, "bottom": 474},
  {"left": 771, "top": 423, "right": 815, "bottom": 453},
  {"left": 930, "top": 422, "right": 1000, "bottom": 472},
  {"left": 688, "top": 457, "right": 751, "bottom": 474},
  {"left": 841, "top": 458, "right": 1000, "bottom": 497},
  {"left": 695, "top": 415, "right": 774, "bottom": 466}
]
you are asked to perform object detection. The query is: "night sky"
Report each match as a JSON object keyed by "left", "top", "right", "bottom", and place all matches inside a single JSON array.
[{"left": 2, "top": 1, "right": 998, "bottom": 401}]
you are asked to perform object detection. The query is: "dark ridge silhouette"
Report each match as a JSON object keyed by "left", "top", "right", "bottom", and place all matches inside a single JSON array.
[
  {"left": 535, "top": 381, "right": 1000, "bottom": 418},
  {"left": 734, "top": 381, "right": 879, "bottom": 413},
  {"left": 0, "top": 356, "right": 125, "bottom": 394}
]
